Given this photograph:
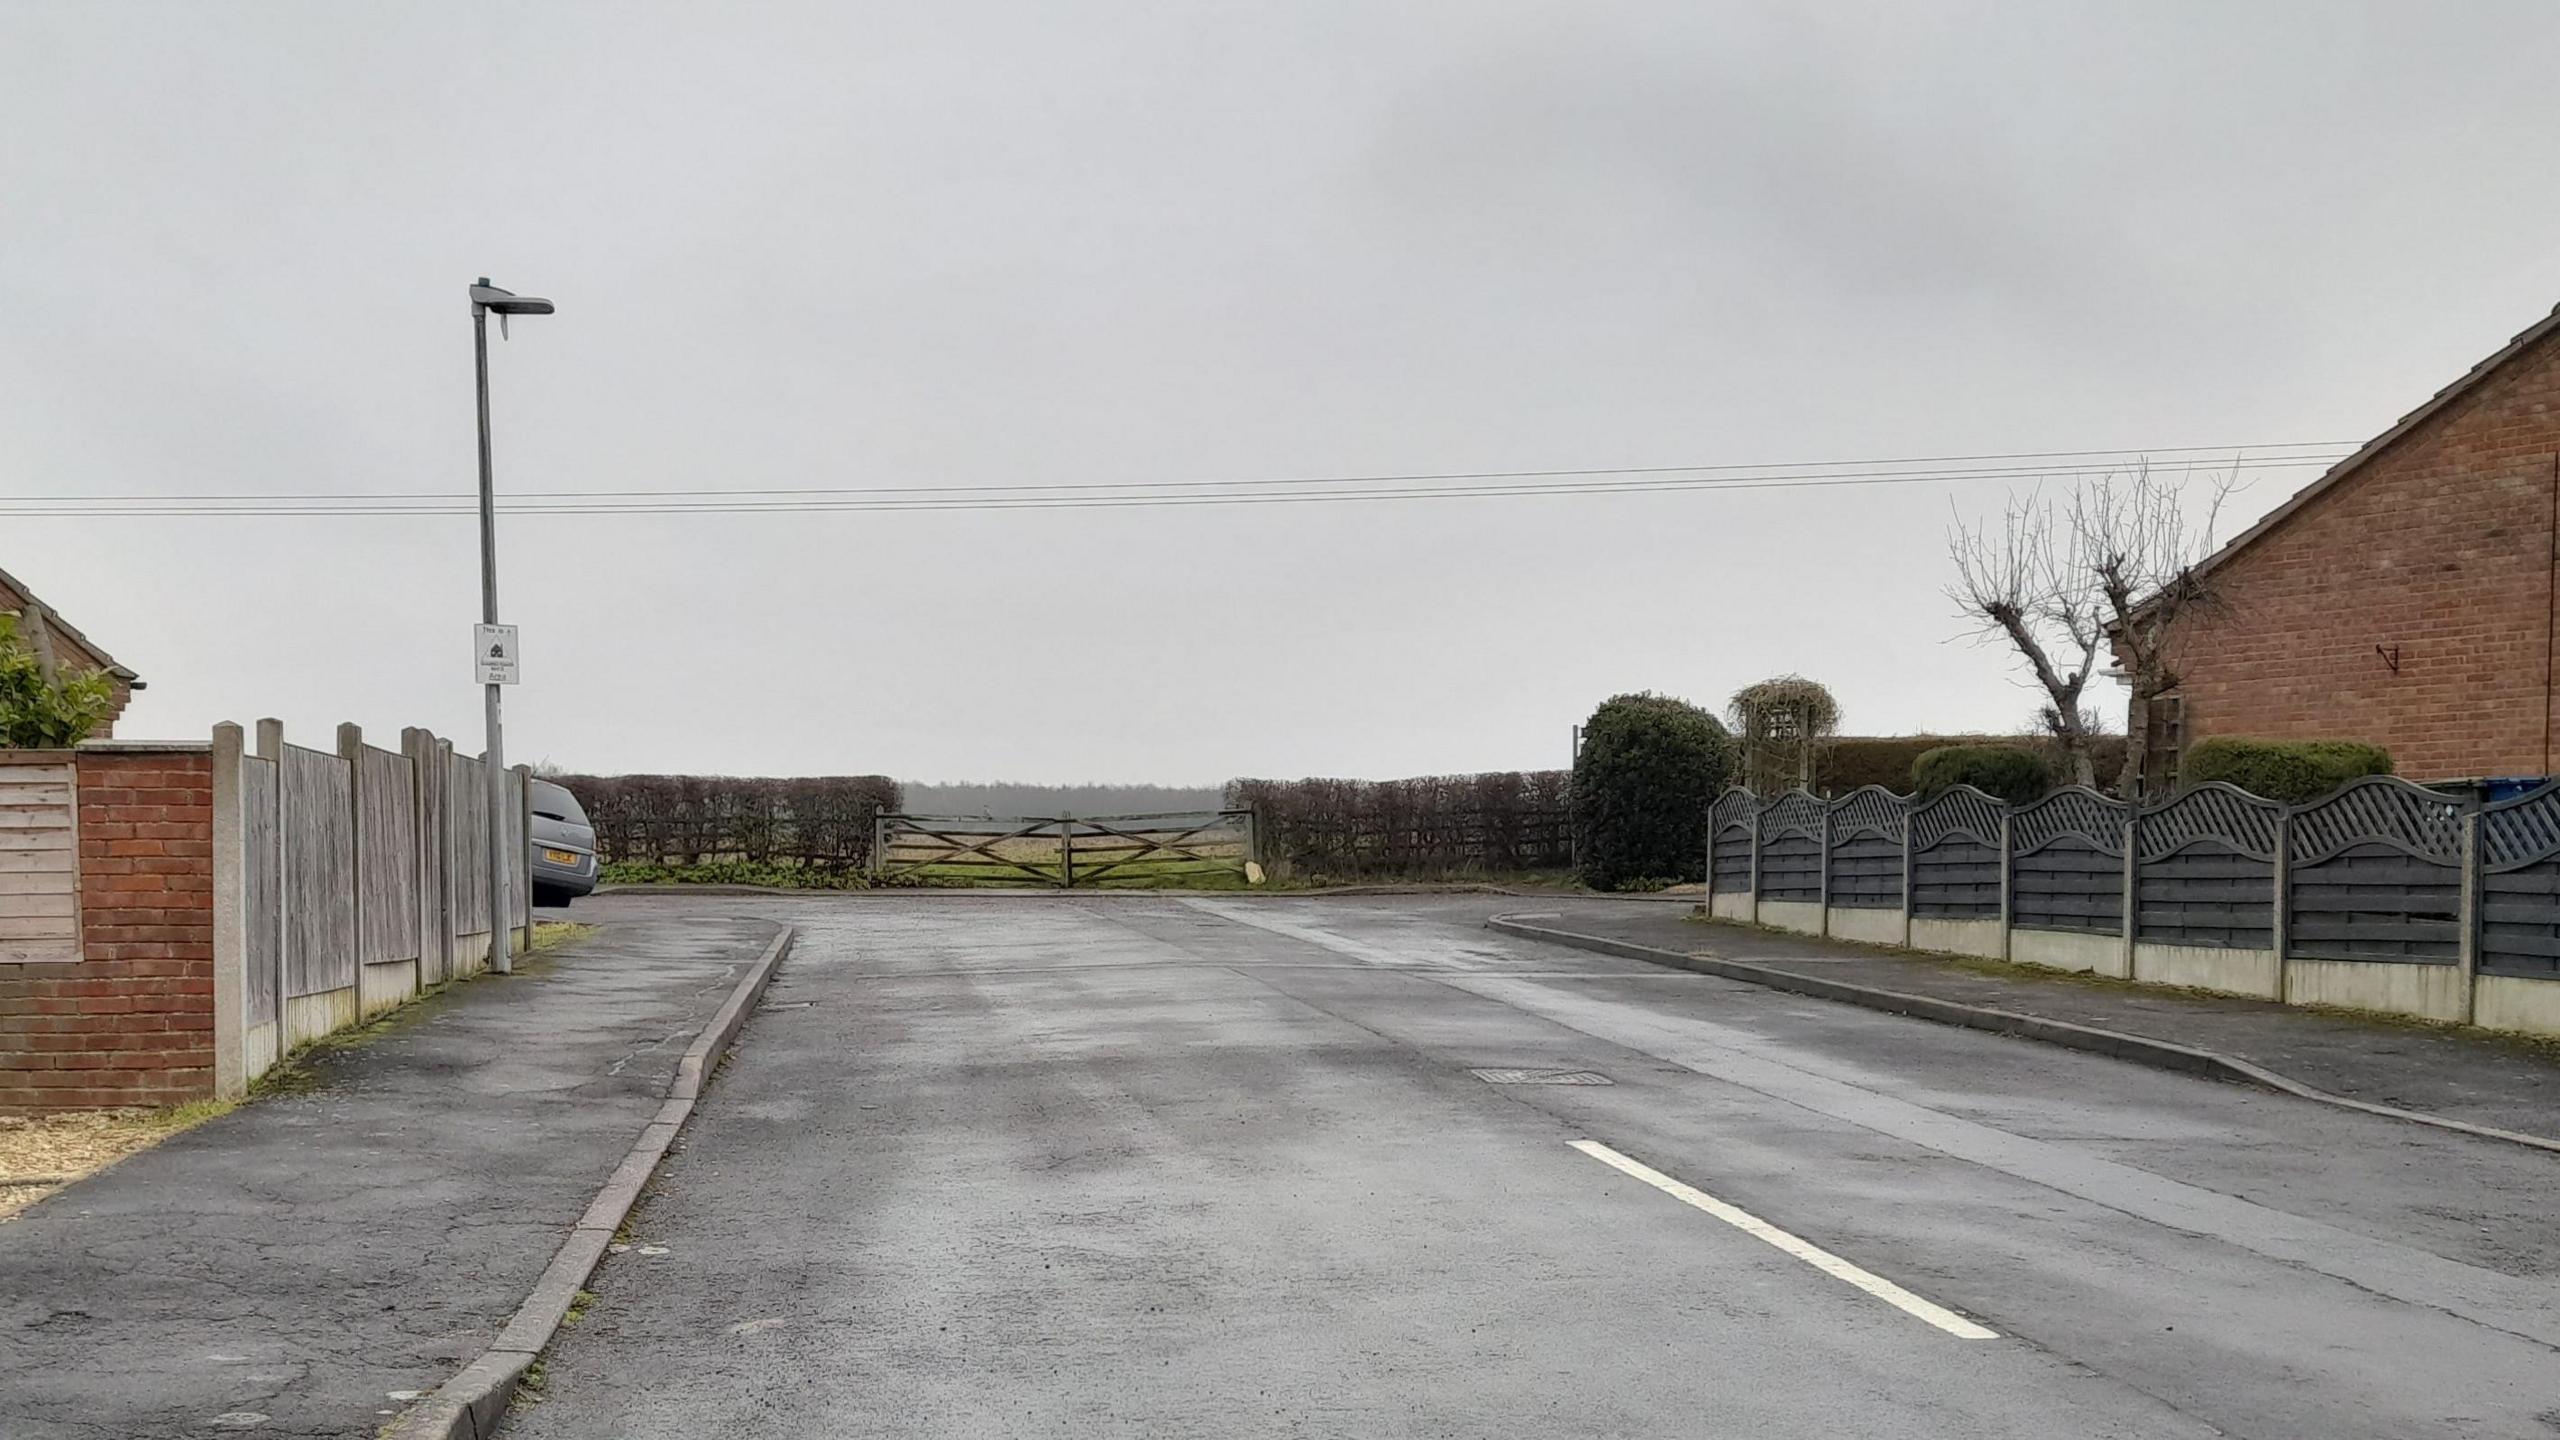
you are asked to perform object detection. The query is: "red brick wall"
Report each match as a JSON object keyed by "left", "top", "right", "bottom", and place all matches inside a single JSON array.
[
  {"left": 2158, "top": 328, "right": 2560, "bottom": 781},
  {"left": 0, "top": 750, "right": 214, "bottom": 1112}
]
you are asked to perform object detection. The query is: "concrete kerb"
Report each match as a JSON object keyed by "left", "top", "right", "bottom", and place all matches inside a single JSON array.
[
  {"left": 383, "top": 925, "right": 797, "bottom": 1440},
  {"left": 1484, "top": 915, "right": 2560, "bottom": 1159}
]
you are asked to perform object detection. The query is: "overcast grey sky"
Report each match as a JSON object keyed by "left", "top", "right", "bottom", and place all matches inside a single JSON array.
[{"left": 6, "top": 2, "right": 2557, "bottom": 783}]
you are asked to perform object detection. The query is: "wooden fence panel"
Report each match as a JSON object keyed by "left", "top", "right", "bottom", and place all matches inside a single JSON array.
[
  {"left": 411, "top": 735, "right": 449, "bottom": 983},
  {"left": 2479, "top": 780, "right": 2560, "bottom": 979},
  {"left": 240, "top": 754, "right": 282, "bottom": 1029},
  {"left": 1754, "top": 835, "right": 1821, "bottom": 903},
  {"left": 281, "top": 744, "right": 355, "bottom": 997},
  {"left": 356, "top": 745, "right": 420, "bottom": 965},
  {"left": 2288, "top": 845, "right": 2461, "bottom": 963},
  {"left": 2136, "top": 845, "right": 2275, "bottom": 949},
  {"left": 1911, "top": 838, "right": 2001, "bottom": 918},
  {"left": 1710, "top": 822, "right": 1753, "bottom": 893},
  {"left": 0, "top": 760, "right": 80, "bottom": 963},
  {"left": 448, "top": 751, "right": 489, "bottom": 936},
  {"left": 1909, "top": 787, "right": 2003, "bottom": 920},
  {"left": 2012, "top": 838, "right": 2122, "bottom": 935},
  {"left": 1827, "top": 833, "right": 1902, "bottom": 909}
]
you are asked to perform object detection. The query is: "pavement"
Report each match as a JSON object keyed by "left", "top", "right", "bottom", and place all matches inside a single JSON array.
[
  {"left": 507, "top": 892, "right": 2560, "bottom": 1440},
  {"left": 1507, "top": 901, "right": 2560, "bottom": 1144},
  {"left": 0, "top": 913, "right": 781, "bottom": 1440}
]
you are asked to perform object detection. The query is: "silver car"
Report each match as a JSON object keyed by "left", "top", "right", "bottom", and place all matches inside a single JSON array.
[{"left": 529, "top": 779, "right": 599, "bottom": 907}]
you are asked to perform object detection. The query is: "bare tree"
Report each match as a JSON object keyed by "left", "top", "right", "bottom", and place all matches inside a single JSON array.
[
  {"left": 2075, "top": 464, "right": 2231, "bottom": 798},
  {"left": 1948, "top": 495, "right": 2105, "bottom": 788},
  {"left": 1949, "top": 462, "right": 2232, "bottom": 797}
]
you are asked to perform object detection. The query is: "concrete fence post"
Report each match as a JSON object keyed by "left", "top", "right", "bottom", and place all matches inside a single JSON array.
[
  {"left": 210, "top": 723, "right": 248, "bottom": 1099},
  {"left": 437, "top": 738, "right": 461, "bottom": 970},
  {"left": 1997, "top": 807, "right": 2014, "bottom": 963},
  {"left": 2459, "top": 810, "right": 2481, "bottom": 1026},
  {"left": 337, "top": 724, "right": 365, "bottom": 993},
  {"left": 2270, "top": 810, "right": 2292, "bottom": 1003},
  {"left": 1817, "top": 806, "right": 1833, "bottom": 938},
  {"left": 1898, "top": 811, "right": 1915, "bottom": 948},
  {"left": 1746, "top": 808, "right": 1762, "bottom": 927},
  {"left": 254, "top": 719, "right": 287, "bottom": 1018},
  {"left": 2120, "top": 812, "right": 2139, "bottom": 982},
  {"left": 512, "top": 764, "right": 535, "bottom": 953}
]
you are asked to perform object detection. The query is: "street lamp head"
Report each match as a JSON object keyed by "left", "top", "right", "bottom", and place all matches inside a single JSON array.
[{"left": 470, "top": 280, "right": 555, "bottom": 316}]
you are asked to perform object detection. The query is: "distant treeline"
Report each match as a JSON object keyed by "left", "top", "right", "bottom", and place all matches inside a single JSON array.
[{"left": 899, "top": 782, "right": 1227, "bottom": 817}]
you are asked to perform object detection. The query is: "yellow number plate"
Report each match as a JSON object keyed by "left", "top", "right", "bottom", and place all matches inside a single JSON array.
[{"left": 541, "top": 848, "right": 580, "bottom": 865}]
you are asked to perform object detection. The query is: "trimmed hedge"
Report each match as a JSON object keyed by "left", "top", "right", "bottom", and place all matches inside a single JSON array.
[
  {"left": 1225, "top": 771, "right": 1571, "bottom": 880},
  {"left": 553, "top": 774, "right": 905, "bottom": 870},
  {"left": 1820, "top": 734, "right": 2129, "bottom": 796},
  {"left": 2181, "top": 738, "right": 2393, "bottom": 804},
  {"left": 1821, "top": 735, "right": 1998, "bottom": 795},
  {"left": 1573, "top": 693, "right": 1736, "bottom": 891},
  {"left": 1911, "top": 745, "right": 2053, "bottom": 805}
]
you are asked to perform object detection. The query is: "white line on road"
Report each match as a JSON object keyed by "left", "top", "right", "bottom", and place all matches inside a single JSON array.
[{"left": 1568, "top": 1139, "right": 1999, "bottom": 1340}]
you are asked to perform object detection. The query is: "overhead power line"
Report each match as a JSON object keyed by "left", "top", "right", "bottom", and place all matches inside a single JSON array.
[{"left": 3, "top": 443, "right": 2358, "bottom": 518}]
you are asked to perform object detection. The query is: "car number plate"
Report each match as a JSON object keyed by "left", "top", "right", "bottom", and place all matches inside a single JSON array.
[{"left": 542, "top": 848, "right": 580, "bottom": 865}]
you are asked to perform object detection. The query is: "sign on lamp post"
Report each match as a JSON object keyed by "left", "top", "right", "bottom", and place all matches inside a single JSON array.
[{"left": 475, "top": 624, "right": 521, "bottom": 687}]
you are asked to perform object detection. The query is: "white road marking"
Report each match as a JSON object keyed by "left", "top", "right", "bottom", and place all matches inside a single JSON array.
[{"left": 1568, "top": 1139, "right": 1999, "bottom": 1340}]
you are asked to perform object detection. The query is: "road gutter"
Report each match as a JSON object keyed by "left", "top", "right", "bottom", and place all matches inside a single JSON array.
[
  {"left": 383, "top": 925, "right": 797, "bottom": 1440},
  {"left": 1487, "top": 915, "right": 2560, "bottom": 1158}
]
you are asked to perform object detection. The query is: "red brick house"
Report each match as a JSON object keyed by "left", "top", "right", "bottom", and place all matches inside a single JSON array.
[
  {"left": 0, "top": 564, "right": 143, "bottom": 737},
  {"left": 2136, "top": 303, "right": 2560, "bottom": 786}
]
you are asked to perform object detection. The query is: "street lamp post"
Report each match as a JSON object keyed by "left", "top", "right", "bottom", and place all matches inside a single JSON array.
[{"left": 470, "top": 278, "right": 553, "bottom": 975}]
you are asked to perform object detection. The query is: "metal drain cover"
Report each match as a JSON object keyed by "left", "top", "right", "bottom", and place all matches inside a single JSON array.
[{"left": 1469, "top": 1067, "right": 1613, "bottom": 1086}]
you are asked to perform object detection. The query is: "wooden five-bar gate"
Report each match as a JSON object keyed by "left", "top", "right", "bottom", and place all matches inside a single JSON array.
[{"left": 869, "top": 810, "right": 1258, "bottom": 888}]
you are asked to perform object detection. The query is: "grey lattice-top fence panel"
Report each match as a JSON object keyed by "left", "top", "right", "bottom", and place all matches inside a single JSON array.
[
  {"left": 2134, "top": 783, "right": 2279, "bottom": 950},
  {"left": 2011, "top": 788, "right": 2125, "bottom": 857},
  {"left": 1753, "top": 790, "right": 1825, "bottom": 904},
  {"left": 1826, "top": 787, "right": 1908, "bottom": 843},
  {"left": 2137, "top": 783, "right": 2280, "bottom": 864},
  {"left": 1911, "top": 786, "right": 2002, "bottom": 852},
  {"left": 2480, "top": 780, "right": 2560, "bottom": 978},
  {"left": 2287, "top": 776, "right": 2463, "bottom": 866},
  {"left": 2009, "top": 787, "right": 2125, "bottom": 936},
  {"left": 1710, "top": 788, "right": 1758, "bottom": 833},
  {"left": 1908, "top": 786, "right": 2003, "bottom": 920},
  {"left": 2286, "top": 777, "right": 2463, "bottom": 964},
  {"left": 1823, "top": 787, "right": 1906, "bottom": 909},
  {"left": 1710, "top": 788, "right": 1755, "bottom": 894},
  {"left": 1759, "top": 790, "right": 1825, "bottom": 841}
]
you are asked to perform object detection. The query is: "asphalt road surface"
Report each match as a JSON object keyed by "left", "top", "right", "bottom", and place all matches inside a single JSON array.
[{"left": 509, "top": 894, "right": 2560, "bottom": 1439}]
